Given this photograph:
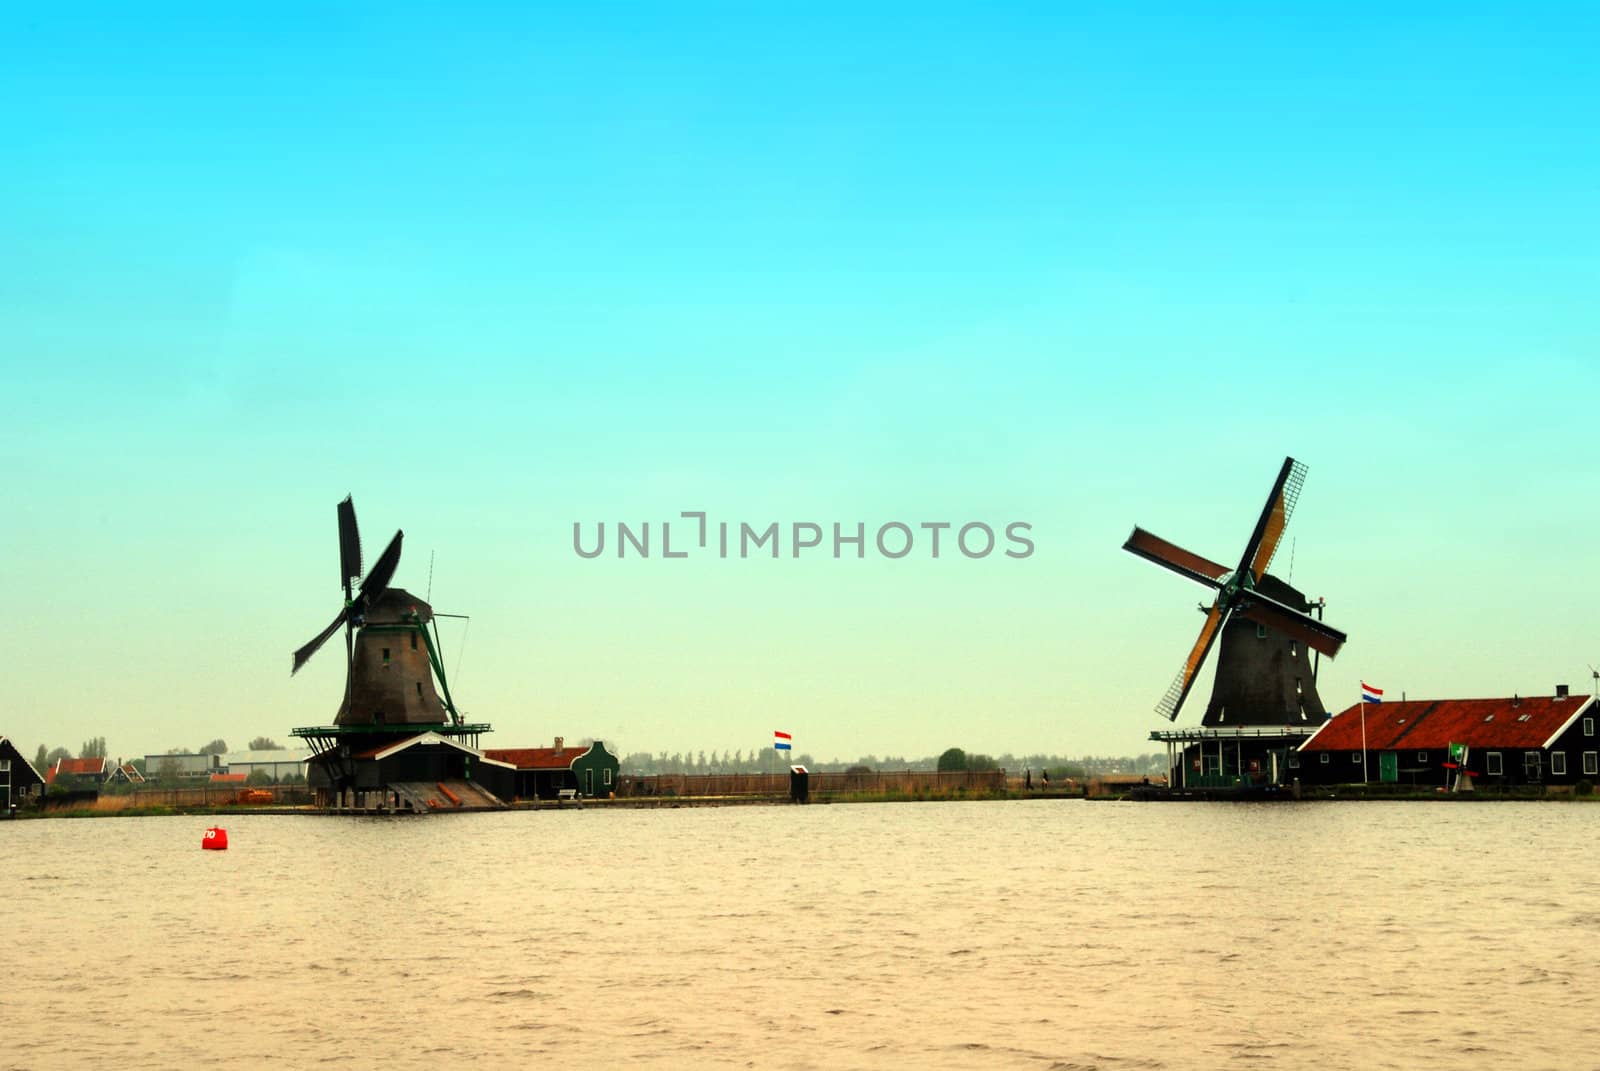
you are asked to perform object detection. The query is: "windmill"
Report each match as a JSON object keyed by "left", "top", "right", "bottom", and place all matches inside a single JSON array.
[
  {"left": 1124, "top": 457, "right": 1348, "bottom": 725},
  {"left": 290, "top": 496, "right": 464, "bottom": 729}
]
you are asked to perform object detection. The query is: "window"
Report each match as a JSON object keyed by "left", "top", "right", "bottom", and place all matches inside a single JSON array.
[
  {"left": 1320, "top": 753, "right": 1330, "bottom": 765},
  {"left": 1586, "top": 752, "right": 1599, "bottom": 776},
  {"left": 1552, "top": 752, "right": 1567, "bottom": 776},
  {"left": 411, "top": 632, "right": 418, "bottom": 650},
  {"left": 1290, "top": 642, "right": 1298, "bottom": 658},
  {"left": 381, "top": 647, "right": 391, "bottom": 665},
  {"left": 1288, "top": 752, "right": 1300, "bottom": 768},
  {"left": 1256, "top": 624, "right": 1267, "bottom": 638},
  {"left": 1417, "top": 751, "right": 1427, "bottom": 762},
  {"left": 1517, "top": 714, "right": 1532, "bottom": 722},
  {"left": 1352, "top": 753, "right": 1363, "bottom": 764},
  {"left": 1486, "top": 752, "right": 1502, "bottom": 776},
  {"left": 415, "top": 682, "right": 422, "bottom": 696},
  {"left": 603, "top": 768, "right": 612, "bottom": 785},
  {"left": 1586, "top": 717, "right": 1595, "bottom": 737},
  {"left": 0, "top": 759, "right": 9, "bottom": 772},
  {"left": 1483, "top": 714, "right": 1494, "bottom": 723},
  {"left": 1296, "top": 677, "right": 1303, "bottom": 696}
]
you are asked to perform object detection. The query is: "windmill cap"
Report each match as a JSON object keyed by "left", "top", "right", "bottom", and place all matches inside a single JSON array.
[{"left": 362, "top": 587, "right": 434, "bottom": 625}]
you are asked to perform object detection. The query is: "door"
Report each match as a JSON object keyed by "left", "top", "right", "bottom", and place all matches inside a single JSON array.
[
  {"left": 1379, "top": 751, "right": 1399, "bottom": 783},
  {"left": 1525, "top": 752, "right": 1542, "bottom": 782},
  {"left": 584, "top": 768, "right": 594, "bottom": 797}
]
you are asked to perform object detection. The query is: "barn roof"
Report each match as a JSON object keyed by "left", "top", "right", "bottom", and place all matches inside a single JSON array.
[
  {"left": 0, "top": 737, "right": 47, "bottom": 786},
  {"left": 1301, "top": 695, "right": 1596, "bottom": 752},
  {"left": 209, "top": 773, "right": 248, "bottom": 783},
  {"left": 351, "top": 731, "right": 517, "bottom": 769},
  {"left": 482, "top": 745, "right": 593, "bottom": 771},
  {"left": 47, "top": 756, "right": 109, "bottom": 783}
]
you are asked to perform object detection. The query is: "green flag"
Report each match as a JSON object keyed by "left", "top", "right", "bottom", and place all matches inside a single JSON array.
[{"left": 1449, "top": 742, "right": 1466, "bottom": 760}]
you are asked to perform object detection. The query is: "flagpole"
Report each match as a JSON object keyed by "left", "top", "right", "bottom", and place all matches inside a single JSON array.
[{"left": 1360, "top": 697, "right": 1369, "bottom": 784}]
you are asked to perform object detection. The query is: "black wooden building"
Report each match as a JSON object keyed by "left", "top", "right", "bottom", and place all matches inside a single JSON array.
[
  {"left": 1, "top": 737, "right": 47, "bottom": 814},
  {"left": 1296, "top": 691, "right": 1599, "bottom": 789}
]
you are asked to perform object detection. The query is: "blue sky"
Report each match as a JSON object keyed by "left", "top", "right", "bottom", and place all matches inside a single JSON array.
[{"left": 2, "top": 5, "right": 1596, "bottom": 762}]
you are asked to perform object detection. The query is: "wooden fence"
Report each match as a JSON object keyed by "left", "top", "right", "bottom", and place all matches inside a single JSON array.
[
  {"left": 616, "top": 769, "right": 1006, "bottom": 798},
  {"left": 54, "top": 784, "right": 316, "bottom": 811}
]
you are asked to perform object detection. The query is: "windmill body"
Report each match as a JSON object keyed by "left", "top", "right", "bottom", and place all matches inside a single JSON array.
[
  {"left": 289, "top": 496, "right": 514, "bottom": 812},
  {"left": 1200, "top": 573, "right": 1330, "bottom": 729},
  {"left": 335, "top": 588, "right": 449, "bottom": 727},
  {"left": 1123, "top": 457, "right": 1348, "bottom": 792}
]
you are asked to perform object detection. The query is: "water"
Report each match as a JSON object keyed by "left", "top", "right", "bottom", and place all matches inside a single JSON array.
[{"left": 4, "top": 800, "right": 1596, "bottom": 1070}]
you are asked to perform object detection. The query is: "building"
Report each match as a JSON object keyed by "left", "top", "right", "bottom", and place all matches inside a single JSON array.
[
  {"left": 209, "top": 773, "right": 248, "bottom": 785},
  {"left": 1297, "top": 690, "right": 1600, "bottom": 788},
  {"left": 1, "top": 737, "right": 47, "bottom": 811},
  {"left": 142, "top": 753, "right": 223, "bottom": 780},
  {"left": 45, "top": 757, "right": 110, "bottom": 790},
  {"left": 221, "top": 749, "right": 311, "bottom": 782},
  {"left": 484, "top": 738, "right": 621, "bottom": 800},
  {"left": 333, "top": 732, "right": 517, "bottom": 809},
  {"left": 105, "top": 762, "right": 146, "bottom": 786}
]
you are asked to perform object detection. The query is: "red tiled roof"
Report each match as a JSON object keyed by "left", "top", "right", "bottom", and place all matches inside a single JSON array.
[
  {"left": 209, "top": 773, "right": 248, "bottom": 783},
  {"left": 483, "top": 746, "right": 590, "bottom": 770},
  {"left": 48, "top": 757, "right": 108, "bottom": 783},
  {"left": 1303, "top": 696, "right": 1595, "bottom": 752}
]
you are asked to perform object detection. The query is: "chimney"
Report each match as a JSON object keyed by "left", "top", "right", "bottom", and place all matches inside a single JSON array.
[
  {"left": 554, "top": 736, "right": 564, "bottom": 750},
  {"left": 1557, "top": 684, "right": 1570, "bottom": 699}
]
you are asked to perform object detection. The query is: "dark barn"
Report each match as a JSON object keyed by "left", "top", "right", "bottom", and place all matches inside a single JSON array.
[
  {"left": 305, "top": 732, "right": 517, "bottom": 809},
  {"left": 1297, "top": 691, "right": 1599, "bottom": 789},
  {"left": 1, "top": 737, "right": 47, "bottom": 814}
]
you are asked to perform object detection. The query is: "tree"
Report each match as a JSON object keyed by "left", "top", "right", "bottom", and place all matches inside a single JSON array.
[
  {"left": 45, "top": 746, "right": 73, "bottom": 768},
  {"left": 34, "top": 744, "right": 48, "bottom": 771},
  {"left": 198, "top": 739, "right": 228, "bottom": 756},
  {"left": 248, "top": 737, "right": 282, "bottom": 751},
  {"left": 937, "top": 747, "right": 968, "bottom": 772},
  {"left": 245, "top": 768, "right": 273, "bottom": 786},
  {"left": 966, "top": 753, "right": 998, "bottom": 772},
  {"left": 80, "top": 736, "right": 108, "bottom": 758}
]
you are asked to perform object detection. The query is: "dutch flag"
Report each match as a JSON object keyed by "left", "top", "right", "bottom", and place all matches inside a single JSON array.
[
  {"left": 773, "top": 730, "right": 792, "bottom": 751},
  {"left": 1361, "top": 681, "right": 1383, "bottom": 704}
]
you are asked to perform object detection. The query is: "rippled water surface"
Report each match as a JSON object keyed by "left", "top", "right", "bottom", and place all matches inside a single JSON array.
[{"left": 4, "top": 800, "right": 1597, "bottom": 1070}]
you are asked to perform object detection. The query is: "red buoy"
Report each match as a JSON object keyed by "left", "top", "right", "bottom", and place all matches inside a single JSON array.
[{"left": 202, "top": 827, "right": 229, "bottom": 850}]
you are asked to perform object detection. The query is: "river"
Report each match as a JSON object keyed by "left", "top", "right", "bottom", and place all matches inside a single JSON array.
[{"left": 3, "top": 800, "right": 1594, "bottom": 1069}]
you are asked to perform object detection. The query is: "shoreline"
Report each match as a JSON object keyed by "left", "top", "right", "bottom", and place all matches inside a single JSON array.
[{"left": 10, "top": 784, "right": 1597, "bottom": 819}]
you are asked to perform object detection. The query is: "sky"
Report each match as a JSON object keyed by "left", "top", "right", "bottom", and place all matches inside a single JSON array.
[{"left": 2, "top": 4, "right": 1596, "bottom": 765}]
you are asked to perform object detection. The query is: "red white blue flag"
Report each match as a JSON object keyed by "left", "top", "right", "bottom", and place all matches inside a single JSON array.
[
  {"left": 773, "top": 730, "right": 792, "bottom": 751},
  {"left": 1361, "top": 681, "right": 1383, "bottom": 704}
]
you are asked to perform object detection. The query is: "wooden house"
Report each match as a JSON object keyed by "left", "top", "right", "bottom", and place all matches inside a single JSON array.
[
  {"left": 45, "top": 756, "right": 110, "bottom": 790},
  {"left": 1296, "top": 690, "right": 1599, "bottom": 789},
  {"left": 1, "top": 737, "right": 47, "bottom": 812},
  {"left": 484, "top": 738, "right": 621, "bottom": 800}
]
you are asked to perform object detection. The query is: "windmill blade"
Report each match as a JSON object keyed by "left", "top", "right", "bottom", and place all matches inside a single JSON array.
[
  {"left": 1232, "top": 591, "right": 1347, "bottom": 657},
  {"left": 357, "top": 530, "right": 404, "bottom": 603},
  {"left": 337, "top": 496, "right": 362, "bottom": 593},
  {"left": 1236, "top": 457, "right": 1307, "bottom": 582},
  {"left": 1155, "top": 602, "right": 1229, "bottom": 721},
  {"left": 1123, "top": 527, "right": 1228, "bottom": 589},
  {"left": 292, "top": 607, "right": 349, "bottom": 675}
]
